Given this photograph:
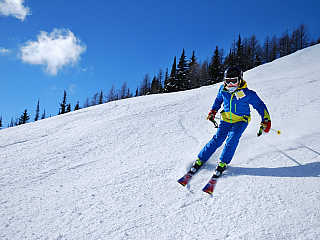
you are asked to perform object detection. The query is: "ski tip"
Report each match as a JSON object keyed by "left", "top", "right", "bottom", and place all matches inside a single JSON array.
[
  {"left": 177, "top": 173, "right": 192, "bottom": 187},
  {"left": 178, "top": 181, "right": 187, "bottom": 187},
  {"left": 202, "top": 178, "right": 218, "bottom": 195},
  {"left": 202, "top": 185, "right": 211, "bottom": 194},
  {"left": 203, "top": 190, "right": 213, "bottom": 195}
]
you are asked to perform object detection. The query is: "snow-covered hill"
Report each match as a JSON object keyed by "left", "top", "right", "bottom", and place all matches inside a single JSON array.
[{"left": 1, "top": 44, "right": 320, "bottom": 240}]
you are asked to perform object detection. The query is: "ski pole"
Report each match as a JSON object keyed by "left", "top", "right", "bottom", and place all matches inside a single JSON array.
[
  {"left": 257, "top": 123, "right": 281, "bottom": 137},
  {"left": 206, "top": 115, "right": 219, "bottom": 128},
  {"left": 271, "top": 128, "right": 281, "bottom": 135}
]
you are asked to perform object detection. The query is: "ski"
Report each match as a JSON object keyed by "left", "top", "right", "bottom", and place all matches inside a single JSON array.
[
  {"left": 202, "top": 175, "right": 218, "bottom": 195},
  {"left": 178, "top": 161, "right": 225, "bottom": 193},
  {"left": 178, "top": 159, "right": 203, "bottom": 187},
  {"left": 202, "top": 170, "right": 223, "bottom": 195},
  {"left": 177, "top": 172, "right": 193, "bottom": 186}
]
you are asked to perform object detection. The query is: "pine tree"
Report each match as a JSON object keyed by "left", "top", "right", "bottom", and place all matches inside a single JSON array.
[
  {"left": 235, "top": 35, "right": 245, "bottom": 70},
  {"left": 210, "top": 46, "right": 223, "bottom": 84},
  {"left": 74, "top": 101, "right": 80, "bottom": 110},
  {"left": 19, "top": 109, "right": 30, "bottom": 124},
  {"left": 34, "top": 99, "right": 40, "bottom": 121},
  {"left": 164, "top": 57, "right": 176, "bottom": 93},
  {"left": 41, "top": 109, "right": 46, "bottom": 119},
  {"left": 188, "top": 50, "right": 200, "bottom": 89},
  {"left": 59, "top": 91, "right": 67, "bottom": 114},
  {"left": 99, "top": 90, "right": 104, "bottom": 104},
  {"left": 176, "top": 49, "right": 189, "bottom": 91},
  {"left": 157, "top": 69, "right": 164, "bottom": 93},
  {"left": 150, "top": 76, "right": 160, "bottom": 94}
]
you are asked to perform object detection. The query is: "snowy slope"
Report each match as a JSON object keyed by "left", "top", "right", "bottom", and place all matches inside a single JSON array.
[{"left": 1, "top": 44, "right": 320, "bottom": 240}]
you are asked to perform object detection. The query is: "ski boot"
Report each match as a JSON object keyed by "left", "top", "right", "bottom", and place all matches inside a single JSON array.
[
  {"left": 188, "top": 158, "right": 204, "bottom": 175},
  {"left": 213, "top": 162, "right": 227, "bottom": 178},
  {"left": 178, "top": 159, "right": 205, "bottom": 186}
]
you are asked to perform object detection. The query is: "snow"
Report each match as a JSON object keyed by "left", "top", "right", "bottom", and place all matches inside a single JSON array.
[{"left": 1, "top": 44, "right": 320, "bottom": 239}]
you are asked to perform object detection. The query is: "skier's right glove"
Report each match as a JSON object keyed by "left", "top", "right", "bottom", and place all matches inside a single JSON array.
[
  {"left": 261, "top": 121, "right": 271, "bottom": 133},
  {"left": 207, "top": 110, "right": 217, "bottom": 121}
]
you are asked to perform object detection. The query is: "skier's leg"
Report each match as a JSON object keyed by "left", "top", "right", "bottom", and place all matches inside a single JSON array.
[
  {"left": 219, "top": 121, "right": 248, "bottom": 164},
  {"left": 198, "top": 121, "right": 232, "bottom": 162}
]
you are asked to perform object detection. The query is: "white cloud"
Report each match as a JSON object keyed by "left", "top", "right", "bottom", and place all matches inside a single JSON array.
[
  {"left": 50, "top": 85, "right": 58, "bottom": 91},
  {"left": 20, "top": 29, "right": 87, "bottom": 76},
  {"left": 69, "top": 84, "right": 76, "bottom": 94},
  {"left": 0, "top": 47, "right": 10, "bottom": 54},
  {"left": 78, "top": 65, "right": 94, "bottom": 74},
  {"left": 0, "top": 0, "right": 31, "bottom": 21}
]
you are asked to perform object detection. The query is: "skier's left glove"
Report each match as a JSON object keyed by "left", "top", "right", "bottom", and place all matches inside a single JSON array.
[
  {"left": 207, "top": 110, "right": 218, "bottom": 128},
  {"left": 207, "top": 110, "right": 217, "bottom": 121},
  {"left": 261, "top": 121, "right": 271, "bottom": 133}
]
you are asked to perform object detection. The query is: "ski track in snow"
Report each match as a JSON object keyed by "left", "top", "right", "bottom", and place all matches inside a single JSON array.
[{"left": 1, "top": 44, "right": 320, "bottom": 239}]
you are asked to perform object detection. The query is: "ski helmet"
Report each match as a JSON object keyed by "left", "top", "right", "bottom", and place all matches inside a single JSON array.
[{"left": 224, "top": 66, "right": 243, "bottom": 83}]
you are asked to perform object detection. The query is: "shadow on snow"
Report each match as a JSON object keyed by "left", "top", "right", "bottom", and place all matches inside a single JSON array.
[
  {"left": 231, "top": 141, "right": 320, "bottom": 178},
  {"left": 228, "top": 161, "right": 320, "bottom": 178}
]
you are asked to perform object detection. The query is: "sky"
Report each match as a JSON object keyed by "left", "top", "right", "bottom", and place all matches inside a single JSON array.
[{"left": 1, "top": 0, "right": 320, "bottom": 127}]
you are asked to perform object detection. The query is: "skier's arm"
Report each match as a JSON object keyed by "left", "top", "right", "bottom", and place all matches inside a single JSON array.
[
  {"left": 211, "top": 85, "right": 224, "bottom": 112},
  {"left": 249, "top": 91, "right": 271, "bottom": 123},
  {"left": 249, "top": 92, "right": 271, "bottom": 133}
]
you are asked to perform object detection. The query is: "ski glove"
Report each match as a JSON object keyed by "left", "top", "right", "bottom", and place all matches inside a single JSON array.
[
  {"left": 261, "top": 121, "right": 271, "bottom": 133},
  {"left": 207, "top": 110, "right": 217, "bottom": 121}
]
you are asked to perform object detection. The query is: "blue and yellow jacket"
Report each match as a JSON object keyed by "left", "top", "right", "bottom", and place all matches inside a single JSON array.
[{"left": 212, "top": 80, "right": 270, "bottom": 123}]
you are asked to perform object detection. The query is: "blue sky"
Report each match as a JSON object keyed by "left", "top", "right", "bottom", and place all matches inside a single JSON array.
[{"left": 1, "top": 0, "right": 320, "bottom": 127}]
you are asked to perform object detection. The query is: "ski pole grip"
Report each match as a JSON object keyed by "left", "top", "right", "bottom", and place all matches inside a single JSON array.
[{"left": 260, "top": 122, "right": 267, "bottom": 128}]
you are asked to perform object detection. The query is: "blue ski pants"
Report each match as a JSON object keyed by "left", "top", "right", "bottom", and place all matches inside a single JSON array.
[{"left": 198, "top": 121, "right": 248, "bottom": 164}]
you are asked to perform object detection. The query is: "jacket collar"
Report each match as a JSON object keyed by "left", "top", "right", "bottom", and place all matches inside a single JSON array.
[{"left": 238, "top": 80, "right": 247, "bottom": 90}]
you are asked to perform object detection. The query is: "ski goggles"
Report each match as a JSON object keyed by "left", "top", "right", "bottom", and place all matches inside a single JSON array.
[{"left": 224, "top": 77, "right": 238, "bottom": 85}]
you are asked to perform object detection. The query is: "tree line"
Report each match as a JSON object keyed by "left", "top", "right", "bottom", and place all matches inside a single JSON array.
[
  {"left": 132, "top": 23, "right": 319, "bottom": 94},
  {"left": 1, "top": 23, "right": 319, "bottom": 129}
]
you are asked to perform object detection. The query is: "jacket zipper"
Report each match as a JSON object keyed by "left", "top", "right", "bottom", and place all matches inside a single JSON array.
[{"left": 230, "top": 93, "right": 234, "bottom": 123}]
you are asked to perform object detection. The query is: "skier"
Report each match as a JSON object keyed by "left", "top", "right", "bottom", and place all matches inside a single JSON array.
[{"left": 189, "top": 66, "right": 271, "bottom": 177}]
